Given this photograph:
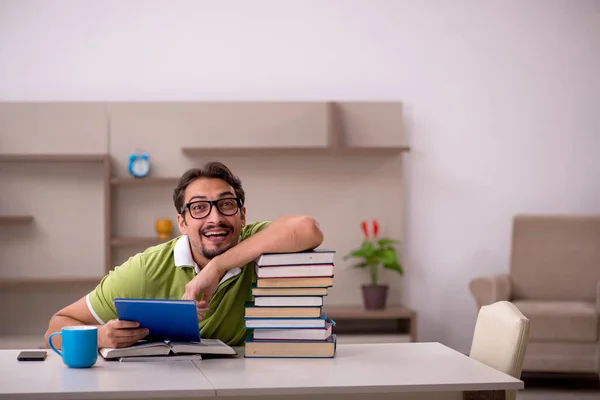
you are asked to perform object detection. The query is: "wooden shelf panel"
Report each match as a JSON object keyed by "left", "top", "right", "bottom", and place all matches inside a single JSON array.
[
  {"left": 331, "top": 146, "right": 410, "bottom": 155},
  {"left": 0, "top": 215, "right": 34, "bottom": 225},
  {"left": 323, "top": 305, "right": 416, "bottom": 319},
  {"left": 0, "top": 154, "right": 107, "bottom": 162},
  {"left": 0, "top": 335, "right": 46, "bottom": 349},
  {"left": 325, "top": 305, "right": 417, "bottom": 342},
  {"left": 111, "top": 236, "right": 174, "bottom": 247},
  {"left": 0, "top": 278, "right": 101, "bottom": 287},
  {"left": 182, "top": 146, "right": 410, "bottom": 157},
  {"left": 110, "top": 177, "right": 179, "bottom": 186}
]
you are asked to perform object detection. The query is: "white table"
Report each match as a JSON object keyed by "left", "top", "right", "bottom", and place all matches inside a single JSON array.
[
  {"left": 0, "top": 343, "right": 523, "bottom": 400},
  {"left": 0, "top": 349, "right": 214, "bottom": 399},
  {"left": 195, "top": 342, "right": 523, "bottom": 400}
]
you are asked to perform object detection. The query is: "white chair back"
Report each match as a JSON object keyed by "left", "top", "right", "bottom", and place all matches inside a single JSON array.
[{"left": 470, "top": 301, "right": 530, "bottom": 400}]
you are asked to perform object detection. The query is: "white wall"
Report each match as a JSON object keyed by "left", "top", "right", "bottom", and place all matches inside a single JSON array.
[{"left": 1, "top": 0, "right": 599, "bottom": 353}]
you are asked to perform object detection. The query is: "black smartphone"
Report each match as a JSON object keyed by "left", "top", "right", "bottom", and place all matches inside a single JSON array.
[{"left": 17, "top": 350, "right": 47, "bottom": 361}]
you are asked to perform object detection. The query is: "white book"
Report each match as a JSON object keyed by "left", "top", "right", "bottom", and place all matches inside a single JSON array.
[
  {"left": 253, "top": 323, "right": 333, "bottom": 341},
  {"left": 255, "top": 249, "right": 336, "bottom": 266},
  {"left": 254, "top": 296, "right": 323, "bottom": 307},
  {"left": 256, "top": 264, "right": 334, "bottom": 278},
  {"left": 245, "top": 316, "right": 327, "bottom": 329}
]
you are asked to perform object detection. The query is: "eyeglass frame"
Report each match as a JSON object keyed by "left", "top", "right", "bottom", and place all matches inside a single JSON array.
[{"left": 180, "top": 197, "right": 243, "bottom": 219}]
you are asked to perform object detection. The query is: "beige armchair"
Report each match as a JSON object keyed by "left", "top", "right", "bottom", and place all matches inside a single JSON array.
[{"left": 469, "top": 215, "right": 600, "bottom": 377}]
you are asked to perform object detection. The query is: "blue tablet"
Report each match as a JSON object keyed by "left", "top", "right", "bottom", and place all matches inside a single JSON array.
[{"left": 114, "top": 298, "right": 200, "bottom": 342}]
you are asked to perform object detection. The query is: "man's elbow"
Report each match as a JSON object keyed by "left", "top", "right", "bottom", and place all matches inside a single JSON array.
[
  {"left": 44, "top": 314, "right": 60, "bottom": 348},
  {"left": 296, "top": 216, "right": 324, "bottom": 249}
]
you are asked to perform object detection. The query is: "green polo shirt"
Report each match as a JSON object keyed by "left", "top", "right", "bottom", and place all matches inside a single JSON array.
[{"left": 86, "top": 220, "right": 269, "bottom": 346}]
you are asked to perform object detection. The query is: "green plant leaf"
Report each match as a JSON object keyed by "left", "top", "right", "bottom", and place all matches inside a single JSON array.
[
  {"left": 376, "top": 247, "right": 404, "bottom": 276},
  {"left": 377, "top": 238, "right": 398, "bottom": 247},
  {"left": 383, "top": 262, "right": 404, "bottom": 275},
  {"left": 344, "top": 240, "right": 375, "bottom": 259},
  {"left": 344, "top": 236, "right": 403, "bottom": 282},
  {"left": 378, "top": 248, "right": 397, "bottom": 265}
]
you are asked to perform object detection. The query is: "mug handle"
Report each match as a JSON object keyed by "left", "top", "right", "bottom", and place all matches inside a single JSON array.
[{"left": 48, "top": 332, "right": 62, "bottom": 357}]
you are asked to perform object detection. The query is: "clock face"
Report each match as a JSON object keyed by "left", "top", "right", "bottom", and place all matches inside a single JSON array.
[{"left": 131, "top": 159, "right": 150, "bottom": 177}]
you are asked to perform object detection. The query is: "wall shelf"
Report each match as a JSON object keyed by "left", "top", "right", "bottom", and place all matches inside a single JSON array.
[
  {"left": 0, "top": 215, "right": 34, "bottom": 225},
  {"left": 111, "top": 236, "right": 173, "bottom": 247},
  {"left": 0, "top": 101, "right": 408, "bottom": 341},
  {"left": 0, "top": 152, "right": 112, "bottom": 276},
  {"left": 323, "top": 305, "right": 417, "bottom": 342},
  {"left": 110, "top": 177, "right": 179, "bottom": 186},
  {"left": 181, "top": 146, "right": 410, "bottom": 157},
  {"left": 0, "top": 154, "right": 107, "bottom": 162},
  {"left": 323, "top": 305, "right": 416, "bottom": 319},
  {"left": 0, "top": 278, "right": 101, "bottom": 287}
]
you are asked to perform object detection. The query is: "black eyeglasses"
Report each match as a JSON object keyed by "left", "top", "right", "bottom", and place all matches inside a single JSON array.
[{"left": 181, "top": 198, "right": 242, "bottom": 219}]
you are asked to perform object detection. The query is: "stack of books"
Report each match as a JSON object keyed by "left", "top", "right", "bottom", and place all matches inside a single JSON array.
[{"left": 244, "top": 249, "right": 337, "bottom": 358}]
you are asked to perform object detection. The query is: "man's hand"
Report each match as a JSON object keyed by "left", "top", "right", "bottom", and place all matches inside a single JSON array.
[
  {"left": 182, "top": 260, "right": 222, "bottom": 313},
  {"left": 194, "top": 299, "right": 210, "bottom": 318},
  {"left": 98, "top": 320, "right": 149, "bottom": 349}
]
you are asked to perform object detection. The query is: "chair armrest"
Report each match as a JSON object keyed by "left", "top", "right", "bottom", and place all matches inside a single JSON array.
[
  {"left": 468, "top": 274, "right": 512, "bottom": 309},
  {"left": 596, "top": 280, "right": 600, "bottom": 314}
]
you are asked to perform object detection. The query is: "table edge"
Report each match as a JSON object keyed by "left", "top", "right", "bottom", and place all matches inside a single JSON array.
[
  {"left": 210, "top": 381, "right": 524, "bottom": 397},
  {"left": 0, "top": 388, "right": 216, "bottom": 400}
]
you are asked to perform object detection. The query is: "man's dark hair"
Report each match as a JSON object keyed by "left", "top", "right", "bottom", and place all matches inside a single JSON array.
[{"left": 173, "top": 161, "right": 245, "bottom": 215}]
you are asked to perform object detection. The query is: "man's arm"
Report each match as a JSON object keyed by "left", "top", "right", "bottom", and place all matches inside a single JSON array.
[
  {"left": 46, "top": 253, "right": 150, "bottom": 350},
  {"left": 45, "top": 296, "right": 149, "bottom": 350},
  {"left": 45, "top": 297, "right": 101, "bottom": 349},
  {"left": 182, "top": 215, "right": 323, "bottom": 301},
  {"left": 216, "top": 215, "right": 324, "bottom": 273}
]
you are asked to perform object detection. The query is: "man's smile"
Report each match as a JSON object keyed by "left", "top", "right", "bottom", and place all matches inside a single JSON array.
[{"left": 201, "top": 226, "right": 232, "bottom": 243}]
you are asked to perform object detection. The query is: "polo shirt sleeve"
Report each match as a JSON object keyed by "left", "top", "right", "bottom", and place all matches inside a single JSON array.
[
  {"left": 241, "top": 220, "right": 270, "bottom": 240},
  {"left": 86, "top": 253, "right": 145, "bottom": 324}
]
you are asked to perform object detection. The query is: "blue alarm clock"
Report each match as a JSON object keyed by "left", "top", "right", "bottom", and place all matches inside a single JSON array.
[{"left": 128, "top": 152, "right": 151, "bottom": 178}]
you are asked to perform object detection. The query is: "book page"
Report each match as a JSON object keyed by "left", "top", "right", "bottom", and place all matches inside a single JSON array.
[
  {"left": 168, "top": 339, "right": 236, "bottom": 355},
  {"left": 99, "top": 341, "right": 171, "bottom": 358},
  {"left": 119, "top": 354, "right": 203, "bottom": 362}
]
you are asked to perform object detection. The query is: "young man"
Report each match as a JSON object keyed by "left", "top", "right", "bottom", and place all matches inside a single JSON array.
[{"left": 44, "top": 161, "right": 323, "bottom": 349}]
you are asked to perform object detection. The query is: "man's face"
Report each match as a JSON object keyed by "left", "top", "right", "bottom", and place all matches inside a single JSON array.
[{"left": 177, "top": 178, "right": 246, "bottom": 263}]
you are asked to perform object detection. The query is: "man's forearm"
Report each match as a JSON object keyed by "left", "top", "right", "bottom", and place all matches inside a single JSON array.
[
  {"left": 44, "top": 315, "right": 95, "bottom": 349},
  {"left": 213, "top": 215, "right": 324, "bottom": 274}
]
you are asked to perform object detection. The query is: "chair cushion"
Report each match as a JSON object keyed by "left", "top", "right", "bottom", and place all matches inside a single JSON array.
[{"left": 512, "top": 300, "right": 598, "bottom": 342}]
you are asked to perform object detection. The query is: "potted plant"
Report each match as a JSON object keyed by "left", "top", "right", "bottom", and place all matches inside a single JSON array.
[{"left": 344, "top": 219, "right": 403, "bottom": 309}]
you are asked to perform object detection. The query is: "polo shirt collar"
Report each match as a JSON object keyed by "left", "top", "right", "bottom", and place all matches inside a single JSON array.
[{"left": 174, "top": 235, "right": 197, "bottom": 271}]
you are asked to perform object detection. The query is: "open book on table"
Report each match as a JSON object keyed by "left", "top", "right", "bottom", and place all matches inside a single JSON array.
[{"left": 99, "top": 338, "right": 237, "bottom": 362}]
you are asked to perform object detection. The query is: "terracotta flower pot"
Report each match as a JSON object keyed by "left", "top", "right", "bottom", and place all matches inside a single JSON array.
[{"left": 361, "top": 284, "right": 388, "bottom": 309}]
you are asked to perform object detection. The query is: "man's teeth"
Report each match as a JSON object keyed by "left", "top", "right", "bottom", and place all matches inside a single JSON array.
[{"left": 205, "top": 231, "right": 228, "bottom": 237}]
